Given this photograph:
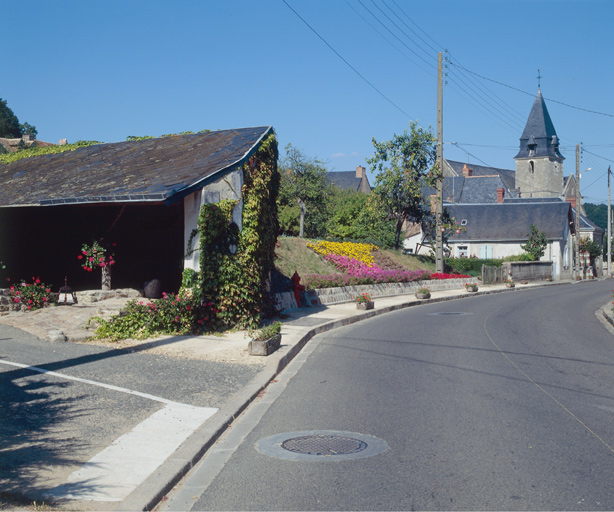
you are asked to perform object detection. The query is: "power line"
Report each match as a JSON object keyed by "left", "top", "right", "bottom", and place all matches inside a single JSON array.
[
  {"left": 450, "top": 61, "right": 614, "bottom": 118},
  {"left": 281, "top": 0, "right": 412, "bottom": 118}
]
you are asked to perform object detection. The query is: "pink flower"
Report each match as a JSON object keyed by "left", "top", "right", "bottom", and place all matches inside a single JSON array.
[{"left": 89, "top": 257, "right": 94, "bottom": 262}]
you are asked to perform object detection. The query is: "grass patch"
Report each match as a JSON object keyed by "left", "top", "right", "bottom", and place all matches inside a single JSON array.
[
  {"left": 275, "top": 237, "right": 337, "bottom": 276},
  {"left": 275, "top": 237, "right": 436, "bottom": 279}
]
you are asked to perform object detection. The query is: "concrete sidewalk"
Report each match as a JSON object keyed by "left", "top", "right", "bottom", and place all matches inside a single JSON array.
[{"left": 0, "top": 280, "right": 566, "bottom": 511}]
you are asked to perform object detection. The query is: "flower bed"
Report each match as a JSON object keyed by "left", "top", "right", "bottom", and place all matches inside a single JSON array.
[
  {"left": 8, "top": 278, "right": 57, "bottom": 311},
  {"left": 430, "top": 272, "right": 470, "bottom": 280},
  {"left": 306, "top": 240, "right": 378, "bottom": 266}
]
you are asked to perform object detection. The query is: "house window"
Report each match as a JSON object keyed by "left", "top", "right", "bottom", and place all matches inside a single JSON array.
[
  {"left": 529, "top": 161, "right": 535, "bottom": 174},
  {"left": 480, "top": 245, "right": 493, "bottom": 259},
  {"left": 460, "top": 219, "right": 468, "bottom": 226},
  {"left": 457, "top": 245, "right": 468, "bottom": 258}
]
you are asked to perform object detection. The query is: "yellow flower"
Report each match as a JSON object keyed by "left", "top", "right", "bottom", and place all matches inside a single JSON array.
[{"left": 306, "top": 240, "right": 377, "bottom": 266}]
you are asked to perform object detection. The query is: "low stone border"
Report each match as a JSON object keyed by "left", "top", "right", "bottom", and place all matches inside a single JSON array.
[
  {"left": 274, "top": 278, "right": 475, "bottom": 311},
  {"left": 602, "top": 302, "right": 614, "bottom": 328}
]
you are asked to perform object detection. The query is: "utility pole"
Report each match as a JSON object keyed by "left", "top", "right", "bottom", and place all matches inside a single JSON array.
[
  {"left": 575, "top": 144, "right": 581, "bottom": 279},
  {"left": 608, "top": 166, "right": 612, "bottom": 277},
  {"left": 435, "top": 52, "right": 444, "bottom": 274}
]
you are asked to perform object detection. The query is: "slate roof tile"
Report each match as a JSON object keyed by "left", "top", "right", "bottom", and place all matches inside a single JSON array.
[{"left": 0, "top": 126, "right": 273, "bottom": 206}]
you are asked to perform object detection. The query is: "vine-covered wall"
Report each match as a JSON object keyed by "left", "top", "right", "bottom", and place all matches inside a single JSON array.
[{"left": 197, "top": 133, "right": 279, "bottom": 328}]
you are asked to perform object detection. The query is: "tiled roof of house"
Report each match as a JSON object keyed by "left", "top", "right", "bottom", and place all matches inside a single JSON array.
[
  {"left": 325, "top": 171, "right": 363, "bottom": 192},
  {"left": 0, "top": 137, "right": 55, "bottom": 153},
  {"left": 423, "top": 175, "right": 518, "bottom": 204},
  {"left": 444, "top": 159, "right": 517, "bottom": 193},
  {"left": 0, "top": 126, "right": 273, "bottom": 207},
  {"left": 446, "top": 200, "right": 573, "bottom": 242}
]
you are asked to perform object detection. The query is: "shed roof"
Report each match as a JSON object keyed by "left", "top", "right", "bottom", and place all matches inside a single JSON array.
[
  {"left": 446, "top": 201, "right": 574, "bottom": 242},
  {"left": 0, "top": 126, "right": 273, "bottom": 207}
]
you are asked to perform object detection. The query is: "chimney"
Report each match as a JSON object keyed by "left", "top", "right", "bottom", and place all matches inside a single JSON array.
[
  {"left": 497, "top": 187, "right": 505, "bottom": 203},
  {"left": 462, "top": 164, "right": 473, "bottom": 177},
  {"left": 356, "top": 165, "right": 366, "bottom": 178},
  {"left": 567, "top": 197, "right": 577, "bottom": 209}
]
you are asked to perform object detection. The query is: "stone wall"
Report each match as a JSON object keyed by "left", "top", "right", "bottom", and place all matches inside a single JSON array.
[
  {"left": 274, "top": 278, "right": 474, "bottom": 311},
  {"left": 502, "top": 261, "right": 553, "bottom": 282}
]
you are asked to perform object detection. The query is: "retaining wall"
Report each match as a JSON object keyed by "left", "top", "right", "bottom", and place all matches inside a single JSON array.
[{"left": 274, "top": 278, "right": 475, "bottom": 311}]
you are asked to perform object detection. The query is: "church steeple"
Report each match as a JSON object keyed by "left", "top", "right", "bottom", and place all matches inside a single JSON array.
[
  {"left": 514, "top": 89, "right": 565, "bottom": 198},
  {"left": 515, "top": 89, "right": 564, "bottom": 162}
]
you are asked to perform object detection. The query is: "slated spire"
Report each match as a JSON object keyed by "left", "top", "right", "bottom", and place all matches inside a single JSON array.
[{"left": 514, "top": 89, "right": 564, "bottom": 161}]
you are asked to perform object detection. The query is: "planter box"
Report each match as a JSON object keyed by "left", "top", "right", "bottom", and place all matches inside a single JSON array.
[
  {"left": 248, "top": 334, "right": 282, "bottom": 356},
  {"left": 415, "top": 293, "right": 431, "bottom": 300},
  {"left": 356, "top": 301, "right": 374, "bottom": 310}
]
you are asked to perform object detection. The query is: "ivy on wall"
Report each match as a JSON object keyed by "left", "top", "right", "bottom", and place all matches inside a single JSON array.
[{"left": 197, "top": 133, "right": 280, "bottom": 329}]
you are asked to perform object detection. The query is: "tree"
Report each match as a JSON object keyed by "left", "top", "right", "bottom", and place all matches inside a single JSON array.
[
  {"left": 579, "top": 237, "right": 602, "bottom": 261},
  {"left": 584, "top": 203, "right": 607, "bottom": 231},
  {"left": 20, "top": 122, "right": 38, "bottom": 138},
  {"left": 0, "top": 98, "right": 37, "bottom": 139},
  {"left": 521, "top": 224, "right": 548, "bottom": 261},
  {"left": 367, "top": 121, "right": 438, "bottom": 249},
  {"left": 278, "top": 144, "right": 332, "bottom": 238},
  {"left": 0, "top": 98, "right": 22, "bottom": 138}
]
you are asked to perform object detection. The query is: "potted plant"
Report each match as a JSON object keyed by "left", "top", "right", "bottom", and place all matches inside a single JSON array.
[
  {"left": 415, "top": 286, "right": 431, "bottom": 299},
  {"left": 464, "top": 282, "right": 478, "bottom": 293},
  {"left": 79, "top": 240, "right": 116, "bottom": 290},
  {"left": 505, "top": 278, "right": 515, "bottom": 288},
  {"left": 248, "top": 321, "right": 282, "bottom": 356},
  {"left": 355, "top": 292, "right": 374, "bottom": 310}
]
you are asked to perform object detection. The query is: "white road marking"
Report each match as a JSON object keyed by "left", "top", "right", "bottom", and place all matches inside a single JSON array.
[
  {"left": 0, "top": 359, "right": 180, "bottom": 404},
  {"left": 0, "top": 359, "right": 218, "bottom": 502},
  {"left": 44, "top": 403, "right": 216, "bottom": 501}
]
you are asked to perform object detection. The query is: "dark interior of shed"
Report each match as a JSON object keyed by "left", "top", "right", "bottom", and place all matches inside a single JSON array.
[{"left": 0, "top": 202, "right": 184, "bottom": 294}]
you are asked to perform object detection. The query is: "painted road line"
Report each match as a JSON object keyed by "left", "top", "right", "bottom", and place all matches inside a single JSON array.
[
  {"left": 44, "top": 403, "right": 216, "bottom": 501},
  {"left": 0, "top": 359, "right": 181, "bottom": 405},
  {"left": 0, "top": 359, "right": 218, "bottom": 502}
]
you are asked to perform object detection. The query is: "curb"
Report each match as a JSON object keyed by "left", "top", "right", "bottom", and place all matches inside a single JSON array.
[{"left": 117, "top": 280, "right": 572, "bottom": 511}]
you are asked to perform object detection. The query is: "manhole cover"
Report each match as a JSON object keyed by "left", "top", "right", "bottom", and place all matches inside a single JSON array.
[
  {"left": 281, "top": 435, "right": 367, "bottom": 455},
  {"left": 256, "top": 430, "right": 388, "bottom": 461}
]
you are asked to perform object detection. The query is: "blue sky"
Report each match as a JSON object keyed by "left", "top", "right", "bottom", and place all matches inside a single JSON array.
[{"left": 4, "top": 0, "right": 614, "bottom": 204}]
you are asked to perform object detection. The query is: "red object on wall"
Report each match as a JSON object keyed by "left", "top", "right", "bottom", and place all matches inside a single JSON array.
[{"left": 291, "top": 271, "right": 305, "bottom": 308}]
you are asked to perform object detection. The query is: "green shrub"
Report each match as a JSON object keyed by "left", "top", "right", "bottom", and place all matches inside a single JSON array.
[
  {"left": 92, "top": 292, "right": 214, "bottom": 341},
  {"left": 446, "top": 257, "right": 502, "bottom": 276},
  {"left": 9, "top": 278, "right": 57, "bottom": 310},
  {"left": 248, "top": 321, "right": 282, "bottom": 341}
]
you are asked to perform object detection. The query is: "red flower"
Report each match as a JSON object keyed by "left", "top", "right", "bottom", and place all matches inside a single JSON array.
[{"left": 78, "top": 255, "right": 83, "bottom": 260}]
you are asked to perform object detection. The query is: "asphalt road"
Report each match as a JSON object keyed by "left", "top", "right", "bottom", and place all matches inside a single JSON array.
[
  {"left": 162, "top": 280, "right": 614, "bottom": 511},
  {"left": 0, "top": 324, "right": 262, "bottom": 506}
]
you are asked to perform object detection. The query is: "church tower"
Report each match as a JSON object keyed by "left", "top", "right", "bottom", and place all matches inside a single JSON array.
[{"left": 514, "top": 89, "right": 565, "bottom": 198}]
